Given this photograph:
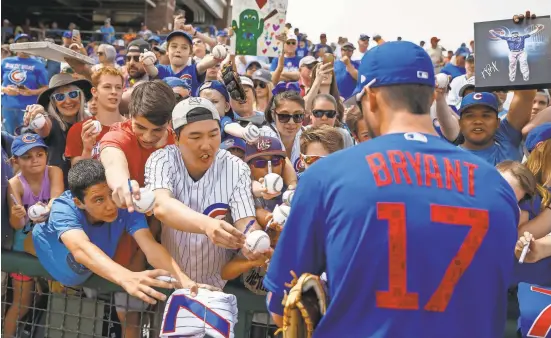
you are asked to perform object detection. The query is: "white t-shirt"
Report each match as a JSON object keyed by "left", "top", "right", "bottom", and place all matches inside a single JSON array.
[
  {"left": 144, "top": 146, "right": 256, "bottom": 289},
  {"left": 426, "top": 45, "right": 444, "bottom": 73}
]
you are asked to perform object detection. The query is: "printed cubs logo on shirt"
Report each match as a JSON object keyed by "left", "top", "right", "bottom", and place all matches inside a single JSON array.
[
  {"left": 294, "top": 157, "right": 304, "bottom": 172},
  {"left": 180, "top": 73, "right": 192, "bottom": 81},
  {"left": 9, "top": 69, "right": 27, "bottom": 84},
  {"left": 203, "top": 203, "right": 229, "bottom": 220}
]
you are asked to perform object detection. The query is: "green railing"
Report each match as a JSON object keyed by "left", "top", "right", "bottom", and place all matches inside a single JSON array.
[{"left": 1, "top": 250, "right": 276, "bottom": 338}]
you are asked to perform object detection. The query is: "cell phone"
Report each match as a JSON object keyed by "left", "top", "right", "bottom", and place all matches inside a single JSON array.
[
  {"left": 17, "top": 84, "right": 25, "bottom": 89},
  {"left": 72, "top": 29, "right": 80, "bottom": 41}
]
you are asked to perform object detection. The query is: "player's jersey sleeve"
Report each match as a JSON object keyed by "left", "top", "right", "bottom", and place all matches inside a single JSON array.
[
  {"left": 144, "top": 147, "right": 176, "bottom": 193},
  {"left": 228, "top": 167, "right": 256, "bottom": 221},
  {"left": 263, "top": 169, "right": 326, "bottom": 310}
]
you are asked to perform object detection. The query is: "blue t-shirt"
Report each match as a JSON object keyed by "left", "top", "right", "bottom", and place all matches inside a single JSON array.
[
  {"left": 1, "top": 56, "right": 48, "bottom": 109},
  {"left": 156, "top": 63, "right": 200, "bottom": 94},
  {"left": 100, "top": 26, "right": 115, "bottom": 44},
  {"left": 32, "top": 190, "right": 148, "bottom": 286},
  {"left": 334, "top": 60, "right": 360, "bottom": 99},
  {"left": 270, "top": 56, "right": 301, "bottom": 73},
  {"left": 264, "top": 132, "right": 518, "bottom": 338},
  {"left": 498, "top": 35, "right": 531, "bottom": 51},
  {"left": 440, "top": 63, "right": 466, "bottom": 80},
  {"left": 460, "top": 118, "right": 523, "bottom": 165}
]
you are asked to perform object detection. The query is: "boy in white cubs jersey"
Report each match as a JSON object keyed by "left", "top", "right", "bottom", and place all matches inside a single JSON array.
[
  {"left": 160, "top": 289, "right": 238, "bottom": 338},
  {"left": 144, "top": 97, "right": 269, "bottom": 289}
]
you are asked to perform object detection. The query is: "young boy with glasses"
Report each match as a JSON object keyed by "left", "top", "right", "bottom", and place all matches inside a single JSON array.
[{"left": 299, "top": 125, "right": 344, "bottom": 171}]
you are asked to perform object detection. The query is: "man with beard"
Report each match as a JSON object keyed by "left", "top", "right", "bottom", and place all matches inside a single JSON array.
[{"left": 124, "top": 39, "right": 149, "bottom": 88}]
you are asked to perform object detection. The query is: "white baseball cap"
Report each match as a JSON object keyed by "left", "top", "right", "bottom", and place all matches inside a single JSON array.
[
  {"left": 240, "top": 76, "right": 254, "bottom": 89},
  {"left": 299, "top": 56, "right": 318, "bottom": 68},
  {"left": 286, "top": 34, "right": 298, "bottom": 41},
  {"left": 172, "top": 97, "right": 220, "bottom": 130}
]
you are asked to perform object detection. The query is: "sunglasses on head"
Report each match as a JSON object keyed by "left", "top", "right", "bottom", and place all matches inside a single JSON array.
[
  {"left": 312, "top": 109, "right": 337, "bottom": 119},
  {"left": 301, "top": 154, "right": 325, "bottom": 165},
  {"left": 254, "top": 81, "right": 267, "bottom": 89},
  {"left": 52, "top": 90, "right": 80, "bottom": 102},
  {"left": 249, "top": 157, "right": 283, "bottom": 168},
  {"left": 126, "top": 55, "right": 140, "bottom": 62},
  {"left": 275, "top": 113, "right": 304, "bottom": 124},
  {"left": 286, "top": 41, "right": 296, "bottom": 45}
]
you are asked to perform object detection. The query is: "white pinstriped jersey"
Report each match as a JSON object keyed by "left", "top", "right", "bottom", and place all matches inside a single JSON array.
[
  {"left": 259, "top": 123, "right": 304, "bottom": 172},
  {"left": 160, "top": 288, "right": 238, "bottom": 338},
  {"left": 144, "top": 146, "right": 256, "bottom": 289}
]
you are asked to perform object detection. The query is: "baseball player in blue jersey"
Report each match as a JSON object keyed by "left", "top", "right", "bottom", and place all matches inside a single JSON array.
[
  {"left": 263, "top": 41, "right": 520, "bottom": 338},
  {"left": 489, "top": 24, "right": 545, "bottom": 82}
]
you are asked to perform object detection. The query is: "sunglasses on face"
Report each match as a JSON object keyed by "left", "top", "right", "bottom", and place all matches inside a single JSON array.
[
  {"left": 249, "top": 157, "right": 283, "bottom": 168},
  {"left": 52, "top": 90, "right": 80, "bottom": 102},
  {"left": 126, "top": 55, "right": 140, "bottom": 62},
  {"left": 301, "top": 154, "right": 325, "bottom": 165},
  {"left": 286, "top": 41, "right": 297, "bottom": 45},
  {"left": 342, "top": 48, "right": 354, "bottom": 53},
  {"left": 254, "top": 81, "right": 267, "bottom": 89},
  {"left": 312, "top": 109, "right": 337, "bottom": 119},
  {"left": 275, "top": 113, "right": 304, "bottom": 124}
]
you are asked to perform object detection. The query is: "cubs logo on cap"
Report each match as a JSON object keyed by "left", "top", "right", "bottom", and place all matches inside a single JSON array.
[
  {"left": 224, "top": 139, "right": 235, "bottom": 147},
  {"left": 473, "top": 93, "right": 483, "bottom": 100},
  {"left": 257, "top": 138, "right": 271, "bottom": 151},
  {"left": 22, "top": 134, "right": 39, "bottom": 143},
  {"left": 458, "top": 92, "right": 499, "bottom": 115},
  {"left": 11, "top": 133, "right": 48, "bottom": 157}
]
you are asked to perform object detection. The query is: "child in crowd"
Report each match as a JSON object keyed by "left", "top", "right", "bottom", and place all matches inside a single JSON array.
[
  {"left": 5, "top": 134, "right": 64, "bottom": 338},
  {"left": 299, "top": 125, "right": 345, "bottom": 171},
  {"left": 220, "top": 135, "right": 246, "bottom": 160}
]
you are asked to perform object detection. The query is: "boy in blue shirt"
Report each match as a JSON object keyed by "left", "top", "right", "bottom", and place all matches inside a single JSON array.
[
  {"left": 264, "top": 41, "right": 519, "bottom": 338},
  {"left": 33, "top": 159, "right": 205, "bottom": 304},
  {"left": 141, "top": 30, "right": 223, "bottom": 93}
]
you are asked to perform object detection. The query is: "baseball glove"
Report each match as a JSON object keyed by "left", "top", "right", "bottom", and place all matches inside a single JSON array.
[
  {"left": 276, "top": 271, "right": 327, "bottom": 338},
  {"left": 221, "top": 61, "right": 247, "bottom": 103}
]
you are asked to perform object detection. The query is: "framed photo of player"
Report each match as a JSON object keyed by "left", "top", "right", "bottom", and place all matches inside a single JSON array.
[{"left": 474, "top": 16, "right": 551, "bottom": 92}]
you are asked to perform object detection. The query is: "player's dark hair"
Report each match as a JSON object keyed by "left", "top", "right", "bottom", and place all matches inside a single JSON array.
[
  {"left": 265, "top": 90, "right": 305, "bottom": 124},
  {"left": 312, "top": 93, "right": 344, "bottom": 127},
  {"left": 68, "top": 159, "right": 107, "bottom": 202},
  {"left": 378, "top": 84, "right": 434, "bottom": 115},
  {"left": 129, "top": 80, "right": 176, "bottom": 126},
  {"left": 300, "top": 125, "right": 344, "bottom": 154}
]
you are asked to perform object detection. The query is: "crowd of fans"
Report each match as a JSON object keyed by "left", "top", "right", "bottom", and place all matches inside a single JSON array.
[{"left": 1, "top": 12, "right": 551, "bottom": 338}]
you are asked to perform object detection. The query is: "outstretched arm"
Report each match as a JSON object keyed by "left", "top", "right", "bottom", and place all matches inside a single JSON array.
[
  {"left": 527, "top": 24, "right": 544, "bottom": 36},
  {"left": 489, "top": 30, "right": 507, "bottom": 40}
]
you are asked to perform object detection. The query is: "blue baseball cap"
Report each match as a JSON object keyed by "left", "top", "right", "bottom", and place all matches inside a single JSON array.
[
  {"left": 196, "top": 80, "right": 230, "bottom": 102},
  {"left": 147, "top": 35, "right": 161, "bottom": 44},
  {"left": 166, "top": 30, "right": 193, "bottom": 45},
  {"left": 525, "top": 122, "right": 551, "bottom": 153},
  {"left": 12, "top": 133, "right": 48, "bottom": 157},
  {"left": 272, "top": 81, "right": 300, "bottom": 96},
  {"left": 221, "top": 136, "right": 246, "bottom": 152},
  {"left": 217, "top": 31, "right": 228, "bottom": 37},
  {"left": 63, "top": 31, "right": 72, "bottom": 39},
  {"left": 14, "top": 34, "right": 30, "bottom": 42},
  {"left": 163, "top": 77, "right": 191, "bottom": 90},
  {"left": 458, "top": 92, "right": 499, "bottom": 115},
  {"left": 244, "top": 136, "right": 286, "bottom": 163},
  {"left": 352, "top": 41, "right": 434, "bottom": 99}
]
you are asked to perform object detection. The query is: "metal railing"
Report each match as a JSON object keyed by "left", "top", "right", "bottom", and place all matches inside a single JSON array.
[{"left": 1, "top": 251, "right": 278, "bottom": 338}]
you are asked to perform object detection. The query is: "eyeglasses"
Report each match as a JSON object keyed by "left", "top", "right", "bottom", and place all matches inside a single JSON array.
[
  {"left": 312, "top": 109, "right": 337, "bottom": 119},
  {"left": 275, "top": 113, "right": 304, "bottom": 124},
  {"left": 286, "top": 41, "right": 296, "bottom": 45},
  {"left": 52, "top": 90, "right": 80, "bottom": 102},
  {"left": 254, "top": 81, "right": 267, "bottom": 89},
  {"left": 249, "top": 157, "right": 283, "bottom": 168},
  {"left": 301, "top": 154, "right": 325, "bottom": 166},
  {"left": 126, "top": 55, "right": 140, "bottom": 62},
  {"left": 342, "top": 48, "right": 354, "bottom": 53}
]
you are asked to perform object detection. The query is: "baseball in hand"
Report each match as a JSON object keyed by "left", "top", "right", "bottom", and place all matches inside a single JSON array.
[
  {"left": 282, "top": 190, "right": 294, "bottom": 206},
  {"left": 271, "top": 204, "right": 289, "bottom": 224},
  {"left": 29, "top": 114, "right": 46, "bottom": 130},
  {"left": 92, "top": 120, "right": 102, "bottom": 134},
  {"left": 243, "top": 124, "right": 260, "bottom": 143},
  {"left": 263, "top": 173, "right": 283, "bottom": 194},
  {"left": 245, "top": 230, "right": 271, "bottom": 253},
  {"left": 132, "top": 187, "right": 156, "bottom": 213},
  {"left": 435, "top": 73, "right": 449, "bottom": 89},
  {"left": 211, "top": 45, "right": 228, "bottom": 60},
  {"left": 28, "top": 203, "right": 49, "bottom": 222}
]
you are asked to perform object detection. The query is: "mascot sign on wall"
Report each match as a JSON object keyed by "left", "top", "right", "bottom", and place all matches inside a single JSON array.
[{"left": 230, "top": 0, "right": 289, "bottom": 57}]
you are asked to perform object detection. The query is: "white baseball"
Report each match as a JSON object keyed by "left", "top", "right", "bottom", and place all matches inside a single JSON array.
[
  {"left": 28, "top": 204, "right": 49, "bottom": 222},
  {"left": 211, "top": 44, "right": 228, "bottom": 60},
  {"left": 263, "top": 173, "right": 283, "bottom": 194},
  {"left": 29, "top": 114, "right": 46, "bottom": 130},
  {"left": 132, "top": 188, "right": 156, "bottom": 213},
  {"left": 245, "top": 230, "right": 271, "bottom": 253},
  {"left": 271, "top": 205, "right": 288, "bottom": 224},
  {"left": 435, "top": 73, "right": 449, "bottom": 89},
  {"left": 92, "top": 120, "right": 102, "bottom": 134},
  {"left": 244, "top": 124, "right": 260, "bottom": 143},
  {"left": 279, "top": 205, "right": 290, "bottom": 218},
  {"left": 282, "top": 190, "right": 294, "bottom": 206}
]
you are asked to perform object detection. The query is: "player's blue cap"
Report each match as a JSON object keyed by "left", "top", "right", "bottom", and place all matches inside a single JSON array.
[
  {"left": 163, "top": 77, "right": 191, "bottom": 90},
  {"left": 166, "top": 30, "right": 193, "bottom": 45},
  {"left": 272, "top": 81, "right": 300, "bottom": 96},
  {"left": 217, "top": 31, "right": 228, "bottom": 37},
  {"left": 221, "top": 136, "right": 246, "bottom": 152},
  {"left": 525, "top": 122, "right": 551, "bottom": 153},
  {"left": 196, "top": 80, "right": 230, "bottom": 103},
  {"left": 458, "top": 92, "right": 499, "bottom": 115},
  {"left": 244, "top": 136, "right": 286, "bottom": 163},
  {"left": 14, "top": 34, "right": 31, "bottom": 42},
  {"left": 352, "top": 41, "right": 434, "bottom": 100},
  {"left": 12, "top": 133, "right": 48, "bottom": 157}
]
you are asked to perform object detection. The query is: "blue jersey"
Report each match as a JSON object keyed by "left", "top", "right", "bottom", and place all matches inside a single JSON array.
[
  {"left": 156, "top": 63, "right": 200, "bottom": 93},
  {"left": 499, "top": 35, "right": 531, "bottom": 51},
  {"left": 1, "top": 56, "right": 48, "bottom": 109},
  {"left": 334, "top": 59, "right": 360, "bottom": 99},
  {"left": 264, "top": 132, "right": 519, "bottom": 338}
]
